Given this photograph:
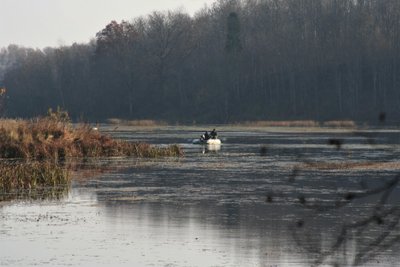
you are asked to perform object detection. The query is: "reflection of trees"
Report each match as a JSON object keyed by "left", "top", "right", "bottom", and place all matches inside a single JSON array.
[
  {"left": 281, "top": 125, "right": 400, "bottom": 266},
  {"left": 291, "top": 174, "right": 399, "bottom": 266}
]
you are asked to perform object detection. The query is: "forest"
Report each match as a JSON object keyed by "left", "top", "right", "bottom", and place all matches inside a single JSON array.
[{"left": 0, "top": 0, "right": 400, "bottom": 123}]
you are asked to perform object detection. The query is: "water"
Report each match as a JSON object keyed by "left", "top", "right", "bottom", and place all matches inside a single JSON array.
[{"left": 1, "top": 126, "right": 400, "bottom": 266}]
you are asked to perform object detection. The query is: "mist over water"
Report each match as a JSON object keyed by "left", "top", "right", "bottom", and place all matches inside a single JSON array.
[{"left": 1, "top": 126, "right": 399, "bottom": 266}]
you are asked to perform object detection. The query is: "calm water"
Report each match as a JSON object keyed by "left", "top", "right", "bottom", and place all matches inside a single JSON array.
[{"left": 1, "top": 126, "right": 400, "bottom": 267}]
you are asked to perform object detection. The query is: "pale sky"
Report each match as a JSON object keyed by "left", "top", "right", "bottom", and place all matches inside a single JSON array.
[{"left": 0, "top": 0, "right": 213, "bottom": 49}]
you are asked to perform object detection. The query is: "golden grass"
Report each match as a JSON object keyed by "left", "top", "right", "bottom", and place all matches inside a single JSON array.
[
  {"left": 107, "top": 118, "right": 167, "bottom": 126},
  {"left": 0, "top": 110, "right": 183, "bottom": 200},
  {"left": 0, "top": 161, "right": 70, "bottom": 193},
  {"left": 235, "top": 120, "right": 357, "bottom": 128},
  {"left": 238, "top": 120, "right": 320, "bottom": 127},
  {"left": 323, "top": 120, "right": 356, "bottom": 128}
]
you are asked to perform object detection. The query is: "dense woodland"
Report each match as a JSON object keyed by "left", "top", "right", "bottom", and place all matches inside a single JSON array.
[{"left": 1, "top": 0, "right": 400, "bottom": 123}]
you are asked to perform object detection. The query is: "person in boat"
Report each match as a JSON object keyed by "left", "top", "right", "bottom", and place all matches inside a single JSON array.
[
  {"left": 201, "top": 131, "right": 210, "bottom": 141},
  {"left": 210, "top": 129, "right": 217, "bottom": 139}
]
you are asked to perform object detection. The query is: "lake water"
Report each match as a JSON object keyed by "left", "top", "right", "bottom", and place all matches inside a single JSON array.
[{"left": 1, "top": 126, "right": 400, "bottom": 267}]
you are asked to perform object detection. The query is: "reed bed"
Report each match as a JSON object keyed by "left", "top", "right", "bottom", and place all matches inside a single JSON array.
[
  {"left": 0, "top": 111, "right": 182, "bottom": 200},
  {"left": 0, "top": 111, "right": 182, "bottom": 160},
  {"left": 238, "top": 120, "right": 320, "bottom": 127},
  {"left": 300, "top": 161, "right": 400, "bottom": 171},
  {"left": 323, "top": 120, "right": 356, "bottom": 128},
  {"left": 106, "top": 118, "right": 167, "bottom": 126},
  {"left": 236, "top": 120, "right": 357, "bottom": 128},
  {"left": 0, "top": 161, "right": 70, "bottom": 193}
]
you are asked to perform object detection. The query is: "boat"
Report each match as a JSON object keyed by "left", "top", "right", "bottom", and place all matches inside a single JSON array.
[
  {"left": 193, "top": 129, "right": 221, "bottom": 145},
  {"left": 192, "top": 138, "right": 222, "bottom": 145}
]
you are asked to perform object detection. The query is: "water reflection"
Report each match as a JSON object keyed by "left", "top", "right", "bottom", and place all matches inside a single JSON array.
[
  {"left": 289, "top": 182, "right": 400, "bottom": 266},
  {"left": 282, "top": 128, "right": 400, "bottom": 266},
  {"left": 99, "top": 201, "right": 309, "bottom": 267},
  {"left": 202, "top": 144, "right": 221, "bottom": 154}
]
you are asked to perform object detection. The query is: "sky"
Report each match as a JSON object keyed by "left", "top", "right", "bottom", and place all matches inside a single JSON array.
[{"left": 0, "top": 0, "right": 213, "bottom": 49}]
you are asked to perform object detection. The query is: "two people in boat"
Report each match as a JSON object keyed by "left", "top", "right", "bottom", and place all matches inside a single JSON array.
[{"left": 201, "top": 129, "right": 217, "bottom": 141}]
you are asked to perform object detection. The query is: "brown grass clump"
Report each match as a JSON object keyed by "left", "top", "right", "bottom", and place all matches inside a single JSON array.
[
  {"left": 300, "top": 161, "right": 400, "bottom": 171},
  {"left": 106, "top": 118, "right": 123, "bottom": 124},
  {"left": 0, "top": 109, "right": 183, "bottom": 160},
  {"left": 239, "top": 120, "right": 320, "bottom": 127},
  {"left": 0, "top": 110, "right": 182, "bottom": 199},
  {"left": 0, "top": 161, "right": 70, "bottom": 193},
  {"left": 107, "top": 118, "right": 167, "bottom": 126},
  {"left": 237, "top": 120, "right": 357, "bottom": 128},
  {"left": 121, "top": 143, "right": 183, "bottom": 157},
  {"left": 125, "top": 120, "right": 167, "bottom": 126},
  {"left": 323, "top": 120, "right": 357, "bottom": 128}
]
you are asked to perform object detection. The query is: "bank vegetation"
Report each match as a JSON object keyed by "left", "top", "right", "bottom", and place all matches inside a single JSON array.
[{"left": 0, "top": 110, "right": 183, "bottom": 197}]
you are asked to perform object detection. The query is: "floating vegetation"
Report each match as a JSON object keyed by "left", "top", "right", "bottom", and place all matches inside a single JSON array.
[{"left": 0, "top": 109, "right": 183, "bottom": 160}]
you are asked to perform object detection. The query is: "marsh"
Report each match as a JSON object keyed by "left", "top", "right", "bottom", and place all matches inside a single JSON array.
[{"left": 1, "top": 125, "right": 399, "bottom": 266}]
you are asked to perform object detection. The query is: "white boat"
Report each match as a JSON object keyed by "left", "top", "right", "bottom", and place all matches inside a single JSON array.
[
  {"left": 206, "top": 138, "right": 221, "bottom": 145},
  {"left": 192, "top": 138, "right": 222, "bottom": 145}
]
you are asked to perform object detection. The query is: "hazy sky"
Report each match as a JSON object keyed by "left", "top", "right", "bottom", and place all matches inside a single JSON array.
[{"left": 0, "top": 0, "right": 213, "bottom": 49}]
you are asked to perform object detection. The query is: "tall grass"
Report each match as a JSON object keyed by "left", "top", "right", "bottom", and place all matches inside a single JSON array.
[
  {"left": 322, "top": 120, "right": 356, "bottom": 128},
  {"left": 0, "top": 110, "right": 182, "bottom": 200},
  {"left": 106, "top": 118, "right": 167, "bottom": 126},
  {"left": 0, "top": 110, "right": 183, "bottom": 160},
  {"left": 0, "top": 161, "right": 70, "bottom": 198},
  {"left": 238, "top": 120, "right": 320, "bottom": 127},
  {"left": 235, "top": 120, "right": 357, "bottom": 128}
]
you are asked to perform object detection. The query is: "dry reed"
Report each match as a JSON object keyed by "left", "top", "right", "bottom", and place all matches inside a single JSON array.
[
  {"left": 0, "top": 110, "right": 182, "bottom": 160},
  {"left": 106, "top": 118, "right": 167, "bottom": 126},
  {"left": 0, "top": 110, "right": 183, "bottom": 199},
  {"left": 236, "top": 120, "right": 357, "bottom": 128},
  {"left": 323, "top": 120, "right": 357, "bottom": 128},
  {"left": 239, "top": 120, "right": 320, "bottom": 127},
  {"left": 300, "top": 161, "right": 400, "bottom": 171},
  {"left": 0, "top": 161, "right": 70, "bottom": 193}
]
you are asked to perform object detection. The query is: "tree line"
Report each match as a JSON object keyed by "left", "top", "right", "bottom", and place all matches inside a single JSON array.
[{"left": 1, "top": 0, "right": 400, "bottom": 123}]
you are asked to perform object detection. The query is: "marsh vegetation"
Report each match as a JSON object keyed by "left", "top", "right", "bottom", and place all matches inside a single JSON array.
[
  {"left": 0, "top": 109, "right": 182, "bottom": 160},
  {"left": 235, "top": 120, "right": 357, "bottom": 128},
  {"left": 0, "top": 109, "right": 183, "bottom": 198},
  {"left": 0, "top": 161, "right": 69, "bottom": 201}
]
